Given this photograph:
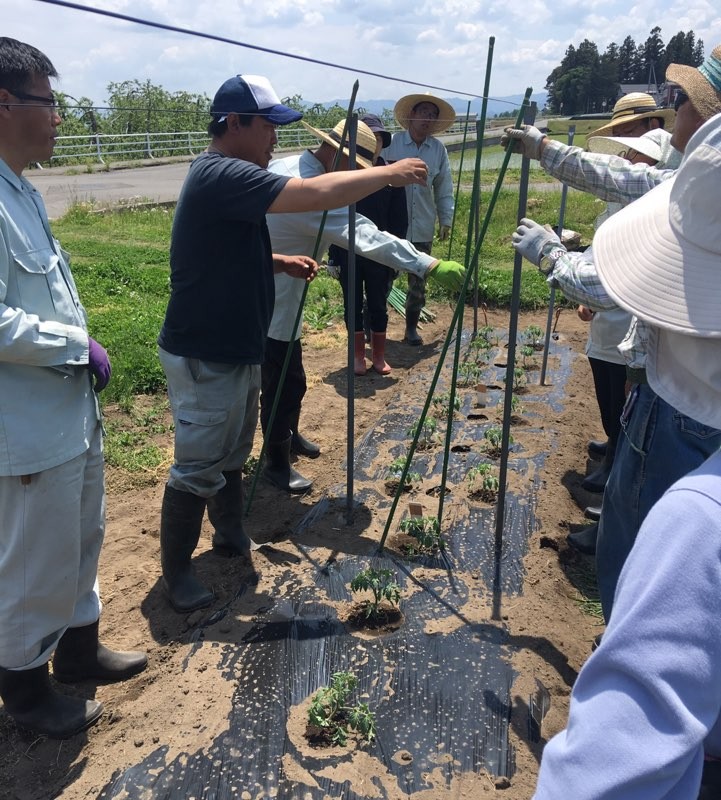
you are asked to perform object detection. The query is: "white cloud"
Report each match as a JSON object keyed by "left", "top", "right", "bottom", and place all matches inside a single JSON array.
[{"left": 4, "top": 0, "right": 719, "bottom": 109}]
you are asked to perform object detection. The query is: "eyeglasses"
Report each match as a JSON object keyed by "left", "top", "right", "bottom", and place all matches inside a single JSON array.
[
  {"left": 674, "top": 91, "right": 689, "bottom": 112},
  {"left": 6, "top": 88, "right": 58, "bottom": 110}
]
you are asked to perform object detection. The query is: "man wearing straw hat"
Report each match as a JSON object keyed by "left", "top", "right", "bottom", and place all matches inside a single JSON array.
[
  {"left": 382, "top": 93, "right": 456, "bottom": 345},
  {"left": 158, "top": 74, "right": 434, "bottom": 613},
  {"left": 533, "top": 110, "right": 721, "bottom": 800},
  {"left": 510, "top": 46, "right": 721, "bottom": 625},
  {"left": 260, "top": 118, "right": 466, "bottom": 493}
]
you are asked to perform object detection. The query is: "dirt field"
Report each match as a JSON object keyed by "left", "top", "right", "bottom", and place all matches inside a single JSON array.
[{"left": 0, "top": 302, "right": 605, "bottom": 800}]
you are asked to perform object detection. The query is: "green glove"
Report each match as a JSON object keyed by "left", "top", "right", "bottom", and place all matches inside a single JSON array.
[{"left": 428, "top": 260, "right": 466, "bottom": 292}]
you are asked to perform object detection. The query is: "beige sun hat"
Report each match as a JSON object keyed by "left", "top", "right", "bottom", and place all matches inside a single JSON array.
[
  {"left": 301, "top": 119, "right": 376, "bottom": 168},
  {"left": 587, "top": 128, "right": 683, "bottom": 169},
  {"left": 593, "top": 113, "right": 721, "bottom": 428},
  {"left": 393, "top": 93, "right": 456, "bottom": 134},
  {"left": 666, "top": 44, "right": 721, "bottom": 121},
  {"left": 588, "top": 92, "right": 675, "bottom": 137}
]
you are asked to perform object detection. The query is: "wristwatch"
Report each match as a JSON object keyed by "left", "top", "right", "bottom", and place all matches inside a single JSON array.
[{"left": 539, "top": 247, "right": 567, "bottom": 276}]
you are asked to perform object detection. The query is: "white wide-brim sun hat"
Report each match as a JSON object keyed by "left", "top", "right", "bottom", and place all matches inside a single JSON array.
[
  {"left": 587, "top": 128, "right": 683, "bottom": 169},
  {"left": 594, "top": 112, "right": 721, "bottom": 428}
]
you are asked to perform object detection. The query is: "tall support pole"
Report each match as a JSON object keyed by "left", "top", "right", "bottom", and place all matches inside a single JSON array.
[
  {"left": 345, "top": 115, "right": 359, "bottom": 522},
  {"left": 245, "top": 81, "right": 360, "bottom": 515},
  {"left": 447, "top": 100, "right": 472, "bottom": 260},
  {"left": 471, "top": 37, "right": 495, "bottom": 334},
  {"left": 491, "top": 101, "right": 536, "bottom": 621},
  {"left": 539, "top": 124, "right": 575, "bottom": 386}
]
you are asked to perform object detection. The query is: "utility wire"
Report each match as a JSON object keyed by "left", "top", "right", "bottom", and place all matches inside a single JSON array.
[{"left": 34, "top": 0, "right": 522, "bottom": 106}]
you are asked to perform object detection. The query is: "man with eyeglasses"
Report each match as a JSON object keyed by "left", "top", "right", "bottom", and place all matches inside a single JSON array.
[
  {"left": 0, "top": 37, "right": 148, "bottom": 740},
  {"left": 507, "top": 45, "right": 721, "bottom": 627},
  {"left": 382, "top": 93, "right": 456, "bottom": 345}
]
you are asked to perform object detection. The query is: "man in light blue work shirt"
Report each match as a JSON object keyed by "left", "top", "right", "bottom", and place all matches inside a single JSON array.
[{"left": 382, "top": 93, "right": 455, "bottom": 345}]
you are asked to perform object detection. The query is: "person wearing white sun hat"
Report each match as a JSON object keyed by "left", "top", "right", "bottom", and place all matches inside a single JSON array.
[
  {"left": 533, "top": 110, "right": 721, "bottom": 800},
  {"left": 510, "top": 47, "right": 721, "bottom": 622}
]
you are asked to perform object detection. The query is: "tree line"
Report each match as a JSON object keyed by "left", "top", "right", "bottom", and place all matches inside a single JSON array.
[
  {"left": 55, "top": 80, "right": 378, "bottom": 140},
  {"left": 545, "top": 28, "right": 704, "bottom": 115}
]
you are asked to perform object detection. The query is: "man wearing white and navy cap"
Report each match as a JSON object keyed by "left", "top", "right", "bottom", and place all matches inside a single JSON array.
[{"left": 156, "top": 74, "right": 432, "bottom": 614}]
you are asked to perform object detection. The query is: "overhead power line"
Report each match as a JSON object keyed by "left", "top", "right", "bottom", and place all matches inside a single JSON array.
[{"left": 34, "top": 0, "right": 513, "bottom": 103}]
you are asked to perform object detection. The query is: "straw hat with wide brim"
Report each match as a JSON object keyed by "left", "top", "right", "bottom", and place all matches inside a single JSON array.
[
  {"left": 394, "top": 93, "right": 456, "bottom": 134},
  {"left": 666, "top": 45, "right": 721, "bottom": 121},
  {"left": 593, "top": 113, "right": 721, "bottom": 427},
  {"left": 301, "top": 119, "right": 376, "bottom": 168},
  {"left": 588, "top": 92, "right": 675, "bottom": 137},
  {"left": 587, "top": 128, "right": 683, "bottom": 169}
]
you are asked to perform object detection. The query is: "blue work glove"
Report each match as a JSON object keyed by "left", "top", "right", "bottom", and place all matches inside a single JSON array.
[
  {"left": 512, "top": 218, "right": 565, "bottom": 268},
  {"left": 427, "top": 260, "right": 466, "bottom": 292},
  {"left": 500, "top": 125, "right": 546, "bottom": 160},
  {"left": 88, "top": 337, "right": 112, "bottom": 392}
]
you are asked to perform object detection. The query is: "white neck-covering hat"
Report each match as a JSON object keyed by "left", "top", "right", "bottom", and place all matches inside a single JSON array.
[{"left": 594, "top": 112, "right": 721, "bottom": 427}]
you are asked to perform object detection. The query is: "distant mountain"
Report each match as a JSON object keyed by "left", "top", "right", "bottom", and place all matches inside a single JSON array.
[{"left": 315, "top": 93, "right": 547, "bottom": 119}]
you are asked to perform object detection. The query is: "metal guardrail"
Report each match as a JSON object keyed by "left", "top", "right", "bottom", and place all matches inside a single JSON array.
[{"left": 48, "top": 120, "right": 484, "bottom": 167}]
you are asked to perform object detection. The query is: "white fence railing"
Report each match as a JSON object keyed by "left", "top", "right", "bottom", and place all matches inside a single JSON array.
[{"left": 47, "top": 119, "right": 482, "bottom": 167}]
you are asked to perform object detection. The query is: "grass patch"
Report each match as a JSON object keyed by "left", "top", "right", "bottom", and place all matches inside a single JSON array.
[{"left": 564, "top": 558, "right": 604, "bottom": 622}]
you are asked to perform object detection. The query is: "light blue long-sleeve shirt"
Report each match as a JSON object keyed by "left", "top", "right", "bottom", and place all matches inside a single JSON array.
[
  {"left": 0, "top": 158, "right": 97, "bottom": 475},
  {"left": 381, "top": 130, "right": 454, "bottom": 243},
  {"left": 534, "top": 450, "right": 721, "bottom": 799},
  {"left": 266, "top": 151, "right": 435, "bottom": 342}
]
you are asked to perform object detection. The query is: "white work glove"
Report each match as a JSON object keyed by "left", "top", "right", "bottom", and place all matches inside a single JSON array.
[
  {"left": 500, "top": 125, "right": 546, "bottom": 160},
  {"left": 512, "top": 218, "right": 565, "bottom": 268},
  {"left": 438, "top": 224, "right": 451, "bottom": 241}
]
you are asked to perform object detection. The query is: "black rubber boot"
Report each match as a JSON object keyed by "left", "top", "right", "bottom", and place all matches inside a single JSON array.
[
  {"left": 566, "top": 523, "right": 598, "bottom": 555},
  {"left": 207, "top": 470, "right": 253, "bottom": 557},
  {"left": 289, "top": 409, "right": 320, "bottom": 459},
  {"left": 585, "top": 505, "right": 602, "bottom": 521},
  {"left": 0, "top": 663, "right": 103, "bottom": 739},
  {"left": 404, "top": 309, "right": 423, "bottom": 346},
  {"left": 160, "top": 485, "right": 214, "bottom": 613},
  {"left": 263, "top": 436, "right": 312, "bottom": 494},
  {"left": 582, "top": 442, "right": 616, "bottom": 493},
  {"left": 52, "top": 620, "right": 147, "bottom": 683},
  {"left": 587, "top": 439, "right": 608, "bottom": 459}
]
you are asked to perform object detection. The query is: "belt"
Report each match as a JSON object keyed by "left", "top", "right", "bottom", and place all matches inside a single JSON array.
[{"left": 626, "top": 367, "right": 648, "bottom": 385}]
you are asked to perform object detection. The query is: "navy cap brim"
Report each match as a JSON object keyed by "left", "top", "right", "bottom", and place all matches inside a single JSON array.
[{"left": 265, "top": 105, "right": 303, "bottom": 125}]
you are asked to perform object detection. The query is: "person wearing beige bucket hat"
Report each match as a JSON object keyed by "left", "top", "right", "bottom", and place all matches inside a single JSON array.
[
  {"left": 532, "top": 112, "right": 721, "bottom": 800},
  {"left": 586, "top": 91, "right": 675, "bottom": 138},
  {"left": 260, "top": 118, "right": 466, "bottom": 492},
  {"left": 509, "top": 46, "right": 721, "bottom": 625},
  {"left": 382, "top": 93, "right": 456, "bottom": 345}
]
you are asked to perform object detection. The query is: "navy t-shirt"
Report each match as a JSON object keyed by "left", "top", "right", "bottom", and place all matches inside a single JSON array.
[{"left": 159, "top": 152, "right": 291, "bottom": 364}]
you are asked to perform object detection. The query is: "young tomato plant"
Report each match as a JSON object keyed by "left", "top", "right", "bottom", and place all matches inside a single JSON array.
[
  {"left": 307, "top": 671, "right": 376, "bottom": 747},
  {"left": 457, "top": 361, "right": 483, "bottom": 387},
  {"left": 350, "top": 567, "right": 401, "bottom": 619},
  {"left": 384, "top": 456, "right": 421, "bottom": 494},
  {"left": 521, "top": 324, "right": 544, "bottom": 350},
  {"left": 399, "top": 515, "right": 445, "bottom": 554},
  {"left": 484, "top": 426, "right": 513, "bottom": 458},
  {"left": 407, "top": 416, "right": 439, "bottom": 450},
  {"left": 431, "top": 391, "right": 461, "bottom": 418},
  {"left": 467, "top": 462, "right": 500, "bottom": 502}
]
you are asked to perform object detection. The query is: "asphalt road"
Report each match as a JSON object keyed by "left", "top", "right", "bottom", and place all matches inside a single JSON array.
[{"left": 31, "top": 160, "right": 194, "bottom": 220}]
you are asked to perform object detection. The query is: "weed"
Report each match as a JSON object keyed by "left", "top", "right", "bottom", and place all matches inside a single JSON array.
[
  {"left": 350, "top": 568, "right": 401, "bottom": 619},
  {"left": 307, "top": 671, "right": 376, "bottom": 746}
]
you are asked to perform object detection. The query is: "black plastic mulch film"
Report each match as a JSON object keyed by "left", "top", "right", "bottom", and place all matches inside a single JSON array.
[{"left": 98, "top": 329, "right": 575, "bottom": 800}]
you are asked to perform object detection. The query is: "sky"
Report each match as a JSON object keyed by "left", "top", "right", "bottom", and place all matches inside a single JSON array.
[{"left": 4, "top": 0, "right": 721, "bottom": 113}]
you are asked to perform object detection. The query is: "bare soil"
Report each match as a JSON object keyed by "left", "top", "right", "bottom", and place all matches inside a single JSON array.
[{"left": 0, "top": 303, "right": 605, "bottom": 800}]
